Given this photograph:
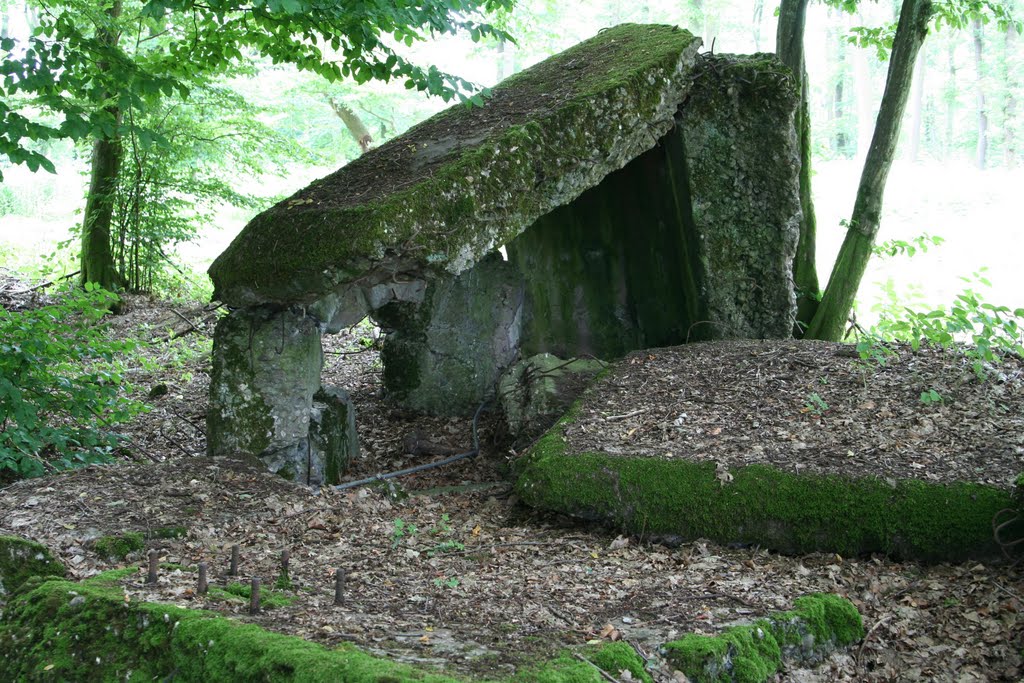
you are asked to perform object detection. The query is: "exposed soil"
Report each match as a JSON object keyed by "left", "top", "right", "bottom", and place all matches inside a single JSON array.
[{"left": 1, "top": 286, "right": 1023, "bottom": 681}]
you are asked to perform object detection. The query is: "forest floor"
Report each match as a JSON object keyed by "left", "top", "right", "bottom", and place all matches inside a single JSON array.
[{"left": 0, "top": 285, "right": 1022, "bottom": 682}]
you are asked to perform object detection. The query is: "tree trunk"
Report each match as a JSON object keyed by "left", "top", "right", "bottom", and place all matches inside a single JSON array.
[
  {"left": 807, "top": 0, "right": 933, "bottom": 341},
  {"left": 972, "top": 18, "right": 987, "bottom": 170},
  {"left": 1005, "top": 24, "right": 1018, "bottom": 167},
  {"left": 829, "top": 14, "right": 850, "bottom": 156},
  {"left": 776, "top": 0, "right": 820, "bottom": 334},
  {"left": 852, "top": 13, "right": 875, "bottom": 158},
  {"left": 79, "top": 0, "right": 125, "bottom": 291},
  {"left": 329, "top": 98, "right": 374, "bottom": 154},
  {"left": 752, "top": 0, "right": 765, "bottom": 51},
  {"left": 945, "top": 41, "right": 956, "bottom": 160}
]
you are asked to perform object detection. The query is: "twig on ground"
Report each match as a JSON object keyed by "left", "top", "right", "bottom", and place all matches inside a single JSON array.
[
  {"left": 9, "top": 270, "right": 81, "bottom": 294},
  {"left": 572, "top": 653, "right": 620, "bottom": 683},
  {"left": 603, "top": 408, "right": 649, "bottom": 422},
  {"left": 993, "top": 580, "right": 1023, "bottom": 603},
  {"left": 170, "top": 409, "right": 207, "bottom": 437},
  {"left": 170, "top": 309, "right": 200, "bottom": 333},
  {"left": 856, "top": 614, "right": 894, "bottom": 671}
]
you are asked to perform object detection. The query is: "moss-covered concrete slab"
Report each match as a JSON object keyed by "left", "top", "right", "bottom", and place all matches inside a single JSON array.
[
  {"left": 514, "top": 342, "right": 1020, "bottom": 563},
  {"left": 0, "top": 567, "right": 859, "bottom": 682},
  {"left": 209, "top": 24, "right": 702, "bottom": 309},
  {"left": 0, "top": 573, "right": 661, "bottom": 682},
  {"left": 0, "top": 536, "right": 64, "bottom": 596}
]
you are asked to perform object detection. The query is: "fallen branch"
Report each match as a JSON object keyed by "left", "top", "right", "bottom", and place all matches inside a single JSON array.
[
  {"left": 856, "top": 614, "right": 894, "bottom": 672},
  {"left": 603, "top": 408, "right": 649, "bottom": 422},
  {"left": 572, "top": 654, "right": 620, "bottom": 683},
  {"left": 9, "top": 270, "right": 81, "bottom": 295}
]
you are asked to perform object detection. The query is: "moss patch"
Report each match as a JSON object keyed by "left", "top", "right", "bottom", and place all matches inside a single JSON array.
[
  {"left": 91, "top": 527, "right": 187, "bottom": 561},
  {"left": 92, "top": 532, "right": 145, "bottom": 560},
  {"left": 515, "top": 407, "right": 1011, "bottom": 563},
  {"left": 0, "top": 536, "right": 65, "bottom": 596},
  {"left": 662, "top": 593, "right": 863, "bottom": 683},
  {"left": 512, "top": 642, "right": 652, "bottom": 683},
  {"left": 207, "top": 582, "right": 297, "bottom": 610}
]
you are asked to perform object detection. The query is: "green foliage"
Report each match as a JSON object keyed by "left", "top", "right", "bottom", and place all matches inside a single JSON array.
[
  {"left": 863, "top": 270, "right": 1024, "bottom": 378},
  {"left": 107, "top": 82, "right": 299, "bottom": 294},
  {"left": 391, "top": 517, "right": 418, "bottom": 547},
  {"left": 803, "top": 392, "right": 830, "bottom": 416},
  {"left": 430, "top": 513, "right": 453, "bottom": 535},
  {"left": 0, "top": 0, "right": 516, "bottom": 180},
  {"left": 428, "top": 540, "right": 466, "bottom": 556},
  {"left": 432, "top": 576, "right": 460, "bottom": 589},
  {"left": 830, "top": 0, "right": 1020, "bottom": 59},
  {"left": 0, "top": 286, "right": 146, "bottom": 480},
  {"left": 872, "top": 233, "right": 945, "bottom": 259},
  {"left": 919, "top": 388, "right": 945, "bottom": 404}
]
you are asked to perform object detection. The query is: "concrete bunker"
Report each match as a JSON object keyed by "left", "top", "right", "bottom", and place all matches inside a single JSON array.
[{"left": 206, "top": 24, "right": 801, "bottom": 485}]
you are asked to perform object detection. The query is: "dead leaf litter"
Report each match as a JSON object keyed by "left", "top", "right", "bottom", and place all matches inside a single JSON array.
[{"left": 0, "top": 287, "right": 1021, "bottom": 681}]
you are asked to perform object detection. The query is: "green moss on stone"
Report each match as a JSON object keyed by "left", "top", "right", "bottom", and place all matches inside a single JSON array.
[
  {"left": 515, "top": 405, "right": 1011, "bottom": 562},
  {"left": 0, "top": 578, "right": 462, "bottom": 682},
  {"left": 0, "top": 536, "right": 65, "bottom": 595},
  {"left": 87, "top": 567, "right": 141, "bottom": 585},
  {"left": 774, "top": 594, "right": 864, "bottom": 657},
  {"left": 207, "top": 309, "right": 277, "bottom": 457},
  {"left": 93, "top": 532, "right": 145, "bottom": 560},
  {"left": 209, "top": 25, "right": 703, "bottom": 307},
  {"left": 678, "top": 53, "right": 800, "bottom": 339},
  {"left": 1, "top": 578, "right": 658, "bottom": 683},
  {"left": 663, "top": 593, "right": 863, "bottom": 683}
]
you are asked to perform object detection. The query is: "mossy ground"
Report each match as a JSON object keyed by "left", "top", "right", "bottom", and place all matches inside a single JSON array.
[
  {"left": 515, "top": 405, "right": 1011, "bottom": 563},
  {"left": 207, "top": 582, "right": 296, "bottom": 610}
]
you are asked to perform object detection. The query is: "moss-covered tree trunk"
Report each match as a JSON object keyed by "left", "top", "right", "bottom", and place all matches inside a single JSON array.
[
  {"left": 79, "top": 0, "right": 125, "bottom": 291},
  {"left": 776, "top": 0, "right": 819, "bottom": 335},
  {"left": 81, "top": 129, "right": 125, "bottom": 290},
  {"left": 807, "top": 0, "right": 933, "bottom": 341}
]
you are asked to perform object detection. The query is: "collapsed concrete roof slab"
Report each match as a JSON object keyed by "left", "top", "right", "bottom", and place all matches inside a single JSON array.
[{"left": 208, "top": 24, "right": 703, "bottom": 308}]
